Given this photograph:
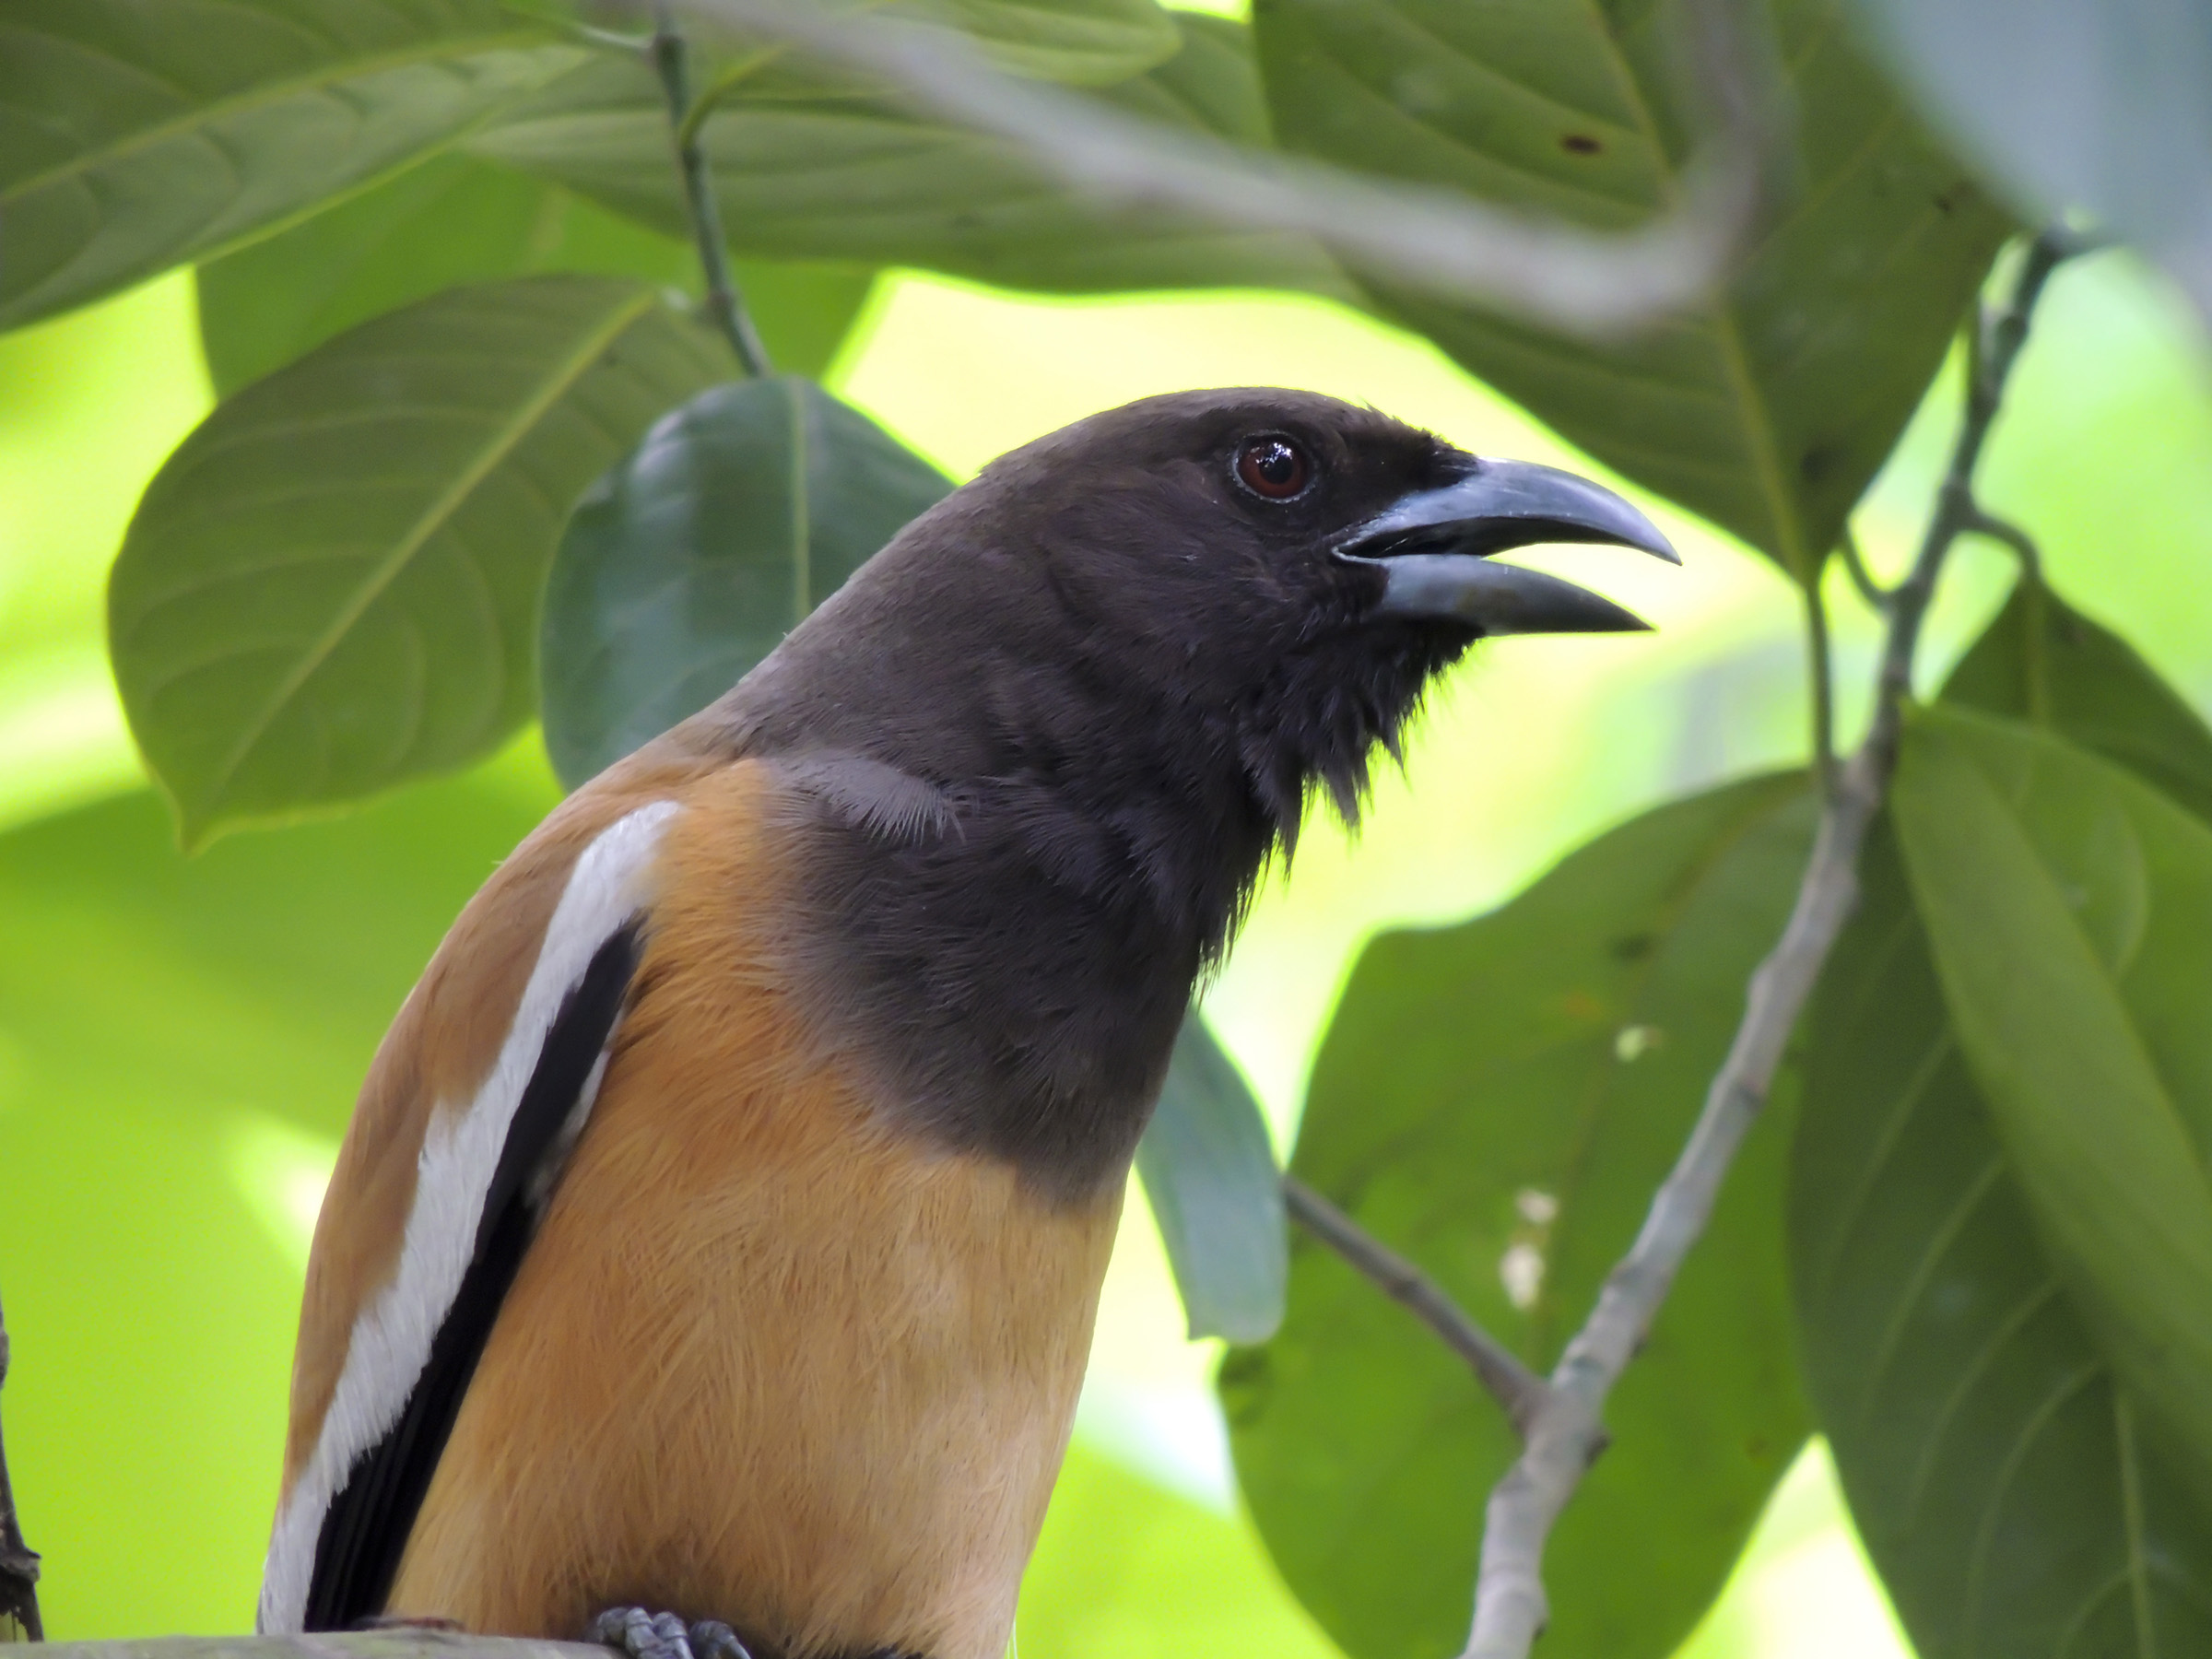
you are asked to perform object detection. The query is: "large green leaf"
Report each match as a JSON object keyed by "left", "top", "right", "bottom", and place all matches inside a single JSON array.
[
  {"left": 1794, "top": 578, "right": 2212, "bottom": 1657},
  {"left": 1894, "top": 704, "right": 2212, "bottom": 1486},
  {"left": 0, "top": 0, "right": 573, "bottom": 331},
  {"left": 1943, "top": 580, "right": 2212, "bottom": 825},
  {"left": 110, "top": 275, "right": 731, "bottom": 846},
  {"left": 195, "top": 151, "right": 875, "bottom": 395},
  {"left": 465, "top": 15, "right": 1353, "bottom": 298},
  {"left": 539, "top": 374, "right": 949, "bottom": 787},
  {"left": 1794, "top": 817, "right": 2212, "bottom": 1657},
  {"left": 1250, "top": 0, "right": 2012, "bottom": 578},
  {"left": 1226, "top": 774, "right": 1814, "bottom": 1659},
  {"left": 1136, "top": 1013, "right": 1288, "bottom": 1345}
]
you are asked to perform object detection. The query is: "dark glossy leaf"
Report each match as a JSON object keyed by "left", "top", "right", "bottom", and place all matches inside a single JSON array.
[
  {"left": 1136, "top": 1013, "right": 1287, "bottom": 1344},
  {"left": 1942, "top": 579, "right": 2212, "bottom": 826},
  {"left": 1251, "top": 0, "right": 2011, "bottom": 579},
  {"left": 1893, "top": 707, "right": 2212, "bottom": 1483},
  {"left": 1794, "top": 817, "right": 2212, "bottom": 1658},
  {"left": 110, "top": 275, "right": 731, "bottom": 846},
  {"left": 0, "top": 0, "right": 574, "bottom": 331},
  {"left": 1847, "top": 0, "right": 2212, "bottom": 327},
  {"left": 466, "top": 16, "right": 1352, "bottom": 298},
  {"left": 540, "top": 375, "right": 948, "bottom": 787},
  {"left": 195, "top": 151, "right": 875, "bottom": 396},
  {"left": 1227, "top": 774, "right": 1814, "bottom": 1659}
]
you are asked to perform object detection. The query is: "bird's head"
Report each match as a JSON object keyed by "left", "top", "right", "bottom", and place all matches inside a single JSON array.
[{"left": 867, "top": 388, "right": 1677, "bottom": 840}]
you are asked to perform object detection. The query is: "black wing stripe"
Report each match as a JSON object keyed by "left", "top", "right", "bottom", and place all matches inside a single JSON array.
[{"left": 303, "top": 917, "right": 643, "bottom": 1630}]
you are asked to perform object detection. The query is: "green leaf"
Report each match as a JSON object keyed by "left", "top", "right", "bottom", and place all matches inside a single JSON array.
[
  {"left": 875, "top": 0, "right": 1181, "bottom": 84},
  {"left": 1136, "top": 1013, "right": 1287, "bottom": 1344},
  {"left": 539, "top": 374, "right": 949, "bottom": 788},
  {"left": 0, "top": 0, "right": 575, "bottom": 332},
  {"left": 1226, "top": 774, "right": 1814, "bottom": 1659},
  {"left": 1894, "top": 705, "right": 2212, "bottom": 1484},
  {"left": 195, "top": 150, "right": 875, "bottom": 395},
  {"left": 109, "top": 274, "right": 732, "bottom": 847},
  {"left": 1846, "top": 0, "right": 2212, "bottom": 327},
  {"left": 1794, "top": 816, "right": 2212, "bottom": 1658},
  {"left": 1249, "top": 0, "right": 2012, "bottom": 578},
  {"left": 465, "top": 15, "right": 1353, "bottom": 297},
  {"left": 1942, "top": 579, "right": 2212, "bottom": 827}
]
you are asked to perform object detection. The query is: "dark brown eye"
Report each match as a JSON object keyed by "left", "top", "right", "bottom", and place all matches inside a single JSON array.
[{"left": 1234, "top": 434, "right": 1312, "bottom": 500}]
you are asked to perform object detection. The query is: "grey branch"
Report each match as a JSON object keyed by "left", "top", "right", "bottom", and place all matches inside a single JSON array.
[
  {"left": 1459, "top": 228, "right": 2082, "bottom": 1659},
  {"left": 0, "top": 1291, "right": 41, "bottom": 1642},
  {"left": 1283, "top": 1177, "right": 1548, "bottom": 1434},
  {"left": 33, "top": 1639, "right": 600, "bottom": 1659},
  {"left": 675, "top": 0, "right": 1782, "bottom": 336}
]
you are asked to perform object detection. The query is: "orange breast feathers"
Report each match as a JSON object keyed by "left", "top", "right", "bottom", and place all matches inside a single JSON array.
[{"left": 266, "top": 755, "right": 1124, "bottom": 1659}]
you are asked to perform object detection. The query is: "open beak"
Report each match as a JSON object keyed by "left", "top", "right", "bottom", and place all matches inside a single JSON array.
[{"left": 1336, "top": 460, "right": 1679, "bottom": 635}]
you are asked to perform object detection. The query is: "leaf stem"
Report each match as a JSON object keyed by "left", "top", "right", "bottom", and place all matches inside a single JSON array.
[
  {"left": 651, "top": 3, "right": 773, "bottom": 377},
  {"left": 1804, "top": 575, "right": 1837, "bottom": 798},
  {"left": 0, "top": 1292, "right": 42, "bottom": 1642},
  {"left": 1836, "top": 524, "right": 1892, "bottom": 612},
  {"left": 1283, "top": 1177, "right": 1549, "bottom": 1436},
  {"left": 1457, "top": 227, "right": 2083, "bottom": 1659}
]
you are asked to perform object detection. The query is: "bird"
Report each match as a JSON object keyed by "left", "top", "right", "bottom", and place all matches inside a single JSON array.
[{"left": 257, "top": 388, "right": 1675, "bottom": 1659}]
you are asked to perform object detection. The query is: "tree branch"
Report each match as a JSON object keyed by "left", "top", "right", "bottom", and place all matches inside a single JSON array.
[
  {"left": 676, "top": 0, "right": 1782, "bottom": 337},
  {"left": 0, "top": 1292, "right": 42, "bottom": 1642},
  {"left": 1802, "top": 578, "right": 1837, "bottom": 798},
  {"left": 650, "top": 2, "right": 773, "bottom": 377},
  {"left": 29, "top": 1638, "right": 602, "bottom": 1659},
  {"left": 1283, "top": 1177, "right": 1548, "bottom": 1435},
  {"left": 1457, "top": 227, "right": 2083, "bottom": 1659}
]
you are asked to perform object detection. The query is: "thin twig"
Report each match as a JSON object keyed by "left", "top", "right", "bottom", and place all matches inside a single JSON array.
[
  {"left": 1803, "top": 578, "right": 1836, "bottom": 799},
  {"left": 650, "top": 3, "right": 773, "bottom": 377},
  {"left": 676, "top": 0, "right": 1782, "bottom": 337},
  {"left": 1457, "top": 228, "right": 2082, "bottom": 1659},
  {"left": 1835, "top": 524, "right": 1892, "bottom": 612},
  {"left": 1283, "top": 1178, "right": 1548, "bottom": 1436},
  {"left": 0, "top": 1292, "right": 42, "bottom": 1641},
  {"left": 1961, "top": 511, "right": 2042, "bottom": 582}
]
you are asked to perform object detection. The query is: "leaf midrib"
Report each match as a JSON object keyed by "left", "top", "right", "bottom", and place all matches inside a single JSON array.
[
  {"left": 194, "top": 283, "right": 656, "bottom": 824},
  {"left": 0, "top": 19, "right": 548, "bottom": 205}
]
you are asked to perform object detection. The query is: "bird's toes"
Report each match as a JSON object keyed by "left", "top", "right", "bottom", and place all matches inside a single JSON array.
[
  {"left": 685, "top": 1618, "right": 752, "bottom": 1659},
  {"left": 589, "top": 1606, "right": 755, "bottom": 1659}
]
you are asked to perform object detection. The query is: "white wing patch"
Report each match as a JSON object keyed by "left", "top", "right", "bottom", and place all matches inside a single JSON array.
[{"left": 259, "top": 800, "right": 682, "bottom": 1633}]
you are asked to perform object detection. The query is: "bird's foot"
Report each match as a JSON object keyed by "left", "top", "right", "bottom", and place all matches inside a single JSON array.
[{"left": 590, "top": 1607, "right": 752, "bottom": 1659}]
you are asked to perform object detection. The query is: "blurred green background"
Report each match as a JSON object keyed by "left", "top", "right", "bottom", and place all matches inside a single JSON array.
[{"left": 2, "top": 243, "right": 2206, "bottom": 1657}]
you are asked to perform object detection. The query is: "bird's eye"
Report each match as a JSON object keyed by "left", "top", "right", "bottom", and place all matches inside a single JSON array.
[{"left": 1234, "top": 435, "right": 1312, "bottom": 500}]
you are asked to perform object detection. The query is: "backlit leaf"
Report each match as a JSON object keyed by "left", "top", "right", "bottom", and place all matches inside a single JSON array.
[
  {"left": 1251, "top": 0, "right": 2011, "bottom": 577},
  {"left": 466, "top": 15, "right": 1352, "bottom": 298},
  {"left": 1137, "top": 1014, "right": 1288, "bottom": 1344},
  {"left": 1226, "top": 774, "right": 1813, "bottom": 1659},
  {"left": 539, "top": 374, "right": 949, "bottom": 787},
  {"left": 110, "top": 275, "right": 731, "bottom": 845},
  {"left": 195, "top": 151, "right": 875, "bottom": 395},
  {"left": 0, "top": 0, "right": 573, "bottom": 330}
]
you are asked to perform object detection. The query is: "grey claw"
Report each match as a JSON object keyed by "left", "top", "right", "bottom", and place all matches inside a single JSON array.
[
  {"left": 590, "top": 1606, "right": 697, "bottom": 1659},
  {"left": 688, "top": 1619, "right": 752, "bottom": 1659}
]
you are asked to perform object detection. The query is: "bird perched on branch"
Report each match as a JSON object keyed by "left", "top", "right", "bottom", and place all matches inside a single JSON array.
[{"left": 258, "top": 389, "right": 1674, "bottom": 1659}]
